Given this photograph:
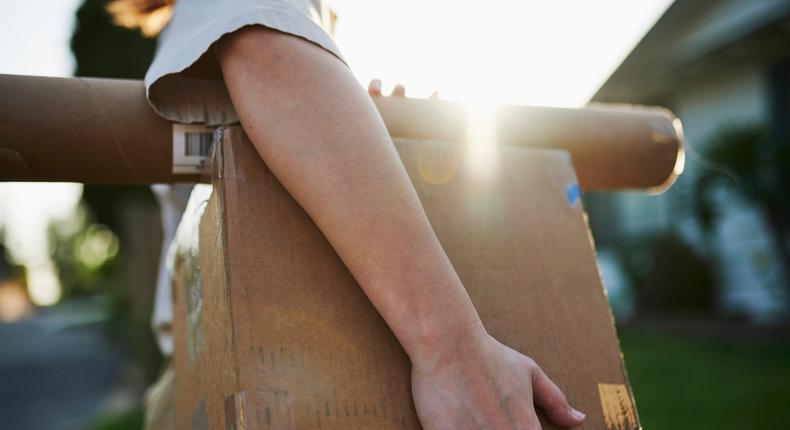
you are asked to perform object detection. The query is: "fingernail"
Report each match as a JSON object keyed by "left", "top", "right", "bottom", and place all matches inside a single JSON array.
[{"left": 571, "top": 408, "right": 586, "bottom": 421}]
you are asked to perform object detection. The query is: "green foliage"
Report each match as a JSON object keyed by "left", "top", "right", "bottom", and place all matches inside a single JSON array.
[
  {"left": 87, "top": 407, "right": 144, "bottom": 430},
  {"left": 48, "top": 206, "right": 120, "bottom": 299},
  {"left": 618, "top": 231, "right": 716, "bottom": 311},
  {"left": 69, "top": 0, "right": 165, "bottom": 390},
  {"left": 692, "top": 125, "right": 790, "bottom": 230},
  {"left": 691, "top": 123, "right": 790, "bottom": 291}
]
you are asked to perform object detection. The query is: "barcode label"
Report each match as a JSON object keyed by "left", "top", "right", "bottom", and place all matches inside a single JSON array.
[
  {"left": 173, "top": 124, "right": 216, "bottom": 174},
  {"left": 185, "top": 132, "right": 213, "bottom": 156}
]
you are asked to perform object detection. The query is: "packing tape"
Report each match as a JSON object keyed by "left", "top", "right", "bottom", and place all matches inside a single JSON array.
[{"left": 598, "top": 383, "right": 638, "bottom": 430}]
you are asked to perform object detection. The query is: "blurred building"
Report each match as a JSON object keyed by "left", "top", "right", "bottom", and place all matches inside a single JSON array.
[{"left": 589, "top": 0, "right": 790, "bottom": 320}]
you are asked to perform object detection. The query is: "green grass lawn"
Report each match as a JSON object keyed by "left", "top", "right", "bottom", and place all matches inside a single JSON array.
[{"left": 619, "top": 327, "right": 790, "bottom": 429}]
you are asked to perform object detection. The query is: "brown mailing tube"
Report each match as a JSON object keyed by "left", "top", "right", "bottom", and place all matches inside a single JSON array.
[{"left": 0, "top": 74, "right": 684, "bottom": 191}]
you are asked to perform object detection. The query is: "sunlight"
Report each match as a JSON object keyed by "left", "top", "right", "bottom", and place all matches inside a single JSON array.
[
  {"left": 464, "top": 101, "right": 499, "bottom": 182},
  {"left": 332, "top": 0, "right": 673, "bottom": 107},
  {"left": 27, "top": 263, "right": 62, "bottom": 306},
  {"left": 0, "top": 183, "right": 82, "bottom": 306},
  {"left": 672, "top": 118, "right": 687, "bottom": 177}
]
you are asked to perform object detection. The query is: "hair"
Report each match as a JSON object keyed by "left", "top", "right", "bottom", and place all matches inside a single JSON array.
[{"left": 106, "top": 0, "right": 174, "bottom": 37}]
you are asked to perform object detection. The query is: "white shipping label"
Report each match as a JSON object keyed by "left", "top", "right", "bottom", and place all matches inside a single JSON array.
[{"left": 172, "top": 124, "right": 216, "bottom": 174}]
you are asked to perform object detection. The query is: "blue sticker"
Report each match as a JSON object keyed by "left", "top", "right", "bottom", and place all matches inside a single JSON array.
[{"left": 566, "top": 183, "right": 580, "bottom": 206}]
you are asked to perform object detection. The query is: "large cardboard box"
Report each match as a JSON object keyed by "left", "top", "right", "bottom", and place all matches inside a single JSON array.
[{"left": 171, "top": 126, "right": 640, "bottom": 429}]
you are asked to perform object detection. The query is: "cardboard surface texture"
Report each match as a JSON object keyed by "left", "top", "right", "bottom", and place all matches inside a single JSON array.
[
  {"left": 1, "top": 74, "right": 681, "bottom": 191},
  {"left": 171, "top": 126, "right": 639, "bottom": 429}
]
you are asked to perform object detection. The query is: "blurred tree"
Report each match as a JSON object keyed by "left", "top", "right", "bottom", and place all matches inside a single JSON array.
[
  {"left": 69, "top": 0, "right": 164, "bottom": 384},
  {"left": 619, "top": 231, "right": 716, "bottom": 312},
  {"left": 48, "top": 206, "right": 120, "bottom": 299},
  {"left": 693, "top": 125, "right": 790, "bottom": 294},
  {"left": 71, "top": 0, "right": 157, "bottom": 79},
  {"left": 0, "top": 236, "right": 15, "bottom": 281},
  {"left": 71, "top": 0, "right": 159, "bottom": 242},
  {"left": 71, "top": 0, "right": 159, "bottom": 231},
  {"left": 0, "top": 235, "right": 32, "bottom": 322}
]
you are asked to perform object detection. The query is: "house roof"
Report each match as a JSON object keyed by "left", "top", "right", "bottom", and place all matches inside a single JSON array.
[{"left": 592, "top": 0, "right": 790, "bottom": 104}]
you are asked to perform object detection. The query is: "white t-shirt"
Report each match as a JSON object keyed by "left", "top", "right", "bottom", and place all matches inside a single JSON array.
[
  {"left": 150, "top": 184, "right": 194, "bottom": 356},
  {"left": 145, "top": 0, "right": 344, "bottom": 126}
]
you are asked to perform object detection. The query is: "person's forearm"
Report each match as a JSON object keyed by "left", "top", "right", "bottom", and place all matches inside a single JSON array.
[
  {"left": 215, "top": 27, "right": 486, "bottom": 362},
  {"left": 336, "top": 190, "right": 486, "bottom": 362},
  {"left": 216, "top": 27, "right": 586, "bottom": 430}
]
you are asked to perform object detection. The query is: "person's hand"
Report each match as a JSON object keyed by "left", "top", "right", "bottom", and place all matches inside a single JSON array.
[
  {"left": 368, "top": 79, "right": 581, "bottom": 430},
  {"left": 368, "top": 79, "right": 440, "bottom": 99},
  {"left": 411, "top": 328, "right": 586, "bottom": 430},
  {"left": 368, "top": 79, "right": 406, "bottom": 97}
]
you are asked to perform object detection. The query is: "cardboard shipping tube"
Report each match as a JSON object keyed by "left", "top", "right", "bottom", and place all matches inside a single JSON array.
[
  {"left": 374, "top": 97, "right": 685, "bottom": 193},
  {"left": 0, "top": 74, "right": 186, "bottom": 184},
  {"left": 0, "top": 74, "right": 684, "bottom": 191}
]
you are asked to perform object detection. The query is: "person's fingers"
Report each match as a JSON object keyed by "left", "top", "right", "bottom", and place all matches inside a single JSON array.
[
  {"left": 368, "top": 79, "right": 382, "bottom": 97},
  {"left": 391, "top": 83, "right": 406, "bottom": 97},
  {"left": 532, "top": 365, "right": 585, "bottom": 427},
  {"left": 429, "top": 90, "right": 440, "bottom": 99},
  {"left": 369, "top": 80, "right": 408, "bottom": 98}
]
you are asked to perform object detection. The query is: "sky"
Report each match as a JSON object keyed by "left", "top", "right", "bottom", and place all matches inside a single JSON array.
[
  {"left": 330, "top": 0, "right": 674, "bottom": 105},
  {"left": 0, "top": 0, "right": 673, "bottom": 304},
  {"left": 0, "top": 0, "right": 84, "bottom": 305}
]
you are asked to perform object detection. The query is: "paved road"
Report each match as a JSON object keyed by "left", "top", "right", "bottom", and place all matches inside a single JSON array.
[{"left": 0, "top": 304, "right": 123, "bottom": 430}]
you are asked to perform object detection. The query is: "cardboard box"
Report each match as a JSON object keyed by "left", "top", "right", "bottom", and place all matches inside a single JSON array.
[
  {"left": 170, "top": 126, "right": 640, "bottom": 429},
  {"left": 0, "top": 74, "right": 682, "bottom": 191}
]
